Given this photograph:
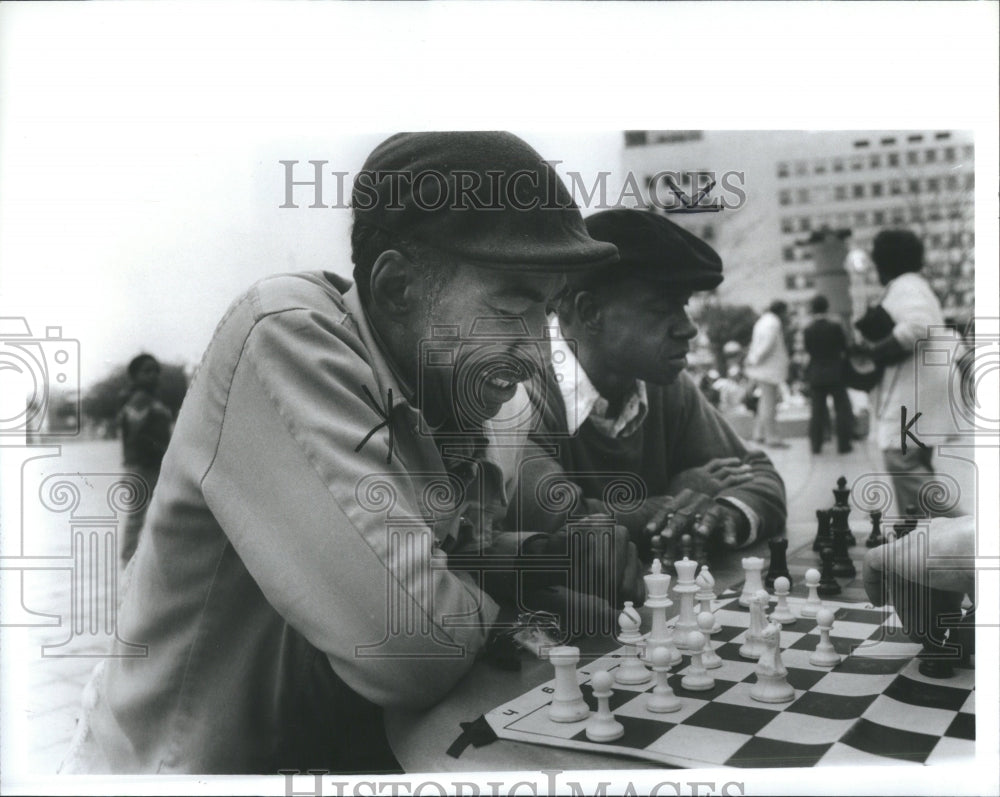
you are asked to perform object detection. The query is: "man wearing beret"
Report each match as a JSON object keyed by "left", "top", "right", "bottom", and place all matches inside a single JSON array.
[
  {"left": 524, "top": 208, "right": 786, "bottom": 557},
  {"left": 62, "top": 132, "right": 645, "bottom": 775}
]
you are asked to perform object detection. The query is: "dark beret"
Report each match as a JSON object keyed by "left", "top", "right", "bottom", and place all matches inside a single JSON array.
[
  {"left": 578, "top": 208, "right": 723, "bottom": 291},
  {"left": 352, "top": 132, "right": 619, "bottom": 273}
]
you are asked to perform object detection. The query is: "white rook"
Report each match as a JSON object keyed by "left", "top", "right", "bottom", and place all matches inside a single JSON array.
[{"left": 548, "top": 646, "right": 589, "bottom": 722}]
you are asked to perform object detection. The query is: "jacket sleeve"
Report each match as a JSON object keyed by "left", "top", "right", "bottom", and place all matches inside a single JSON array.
[
  {"left": 200, "top": 307, "right": 498, "bottom": 710},
  {"left": 667, "top": 374, "right": 787, "bottom": 540}
]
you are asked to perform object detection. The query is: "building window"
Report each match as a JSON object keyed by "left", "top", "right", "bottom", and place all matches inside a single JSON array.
[
  {"left": 854, "top": 211, "right": 868, "bottom": 227},
  {"left": 702, "top": 225, "right": 715, "bottom": 241},
  {"left": 888, "top": 152, "right": 900, "bottom": 167},
  {"left": 624, "top": 131, "right": 649, "bottom": 147},
  {"left": 880, "top": 137, "right": 897, "bottom": 146},
  {"left": 944, "top": 147, "right": 956, "bottom": 162},
  {"left": 781, "top": 217, "right": 794, "bottom": 233},
  {"left": 907, "top": 134, "right": 924, "bottom": 143},
  {"left": 908, "top": 178, "right": 921, "bottom": 194},
  {"left": 783, "top": 246, "right": 795, "bottom": 262},
  {"left": 962, "top": 145, "right": 974, "bottom": 158},
  {"left": 835, "top": 185, "right": 847, "bottom": 201},
  {"left": 930, "top": 233, "right": 943, "bottom": 247},
  {"left": 850, "top": 155, "right": 865, "bottom": 171},
  {"left": 795, "top": 161, "right": 808, "bottom": 176},
  {"left": 945, "top": 175, "right": 958, "bottom": 191},
  {"left": 854, "top": 139, "right": 871, "bottom": 148},
  {"left": 852, "top": 184, "right": 865, "bottom": 199},
  {"left": 964, "top": 174, "right": 975, "bottom": 190},
  {"left": 907, "top": 151, "right": 919, "bottom": 165},
  {"left": 935, "top": 132, "right": 951, "bottom": 140},
  {"left": 869, "top": 154, "right": 882, "bottom": 169},
  {"left": 871, "top": 182, "right": 884, "bottom": 197},
  {"left": 777, "top": 162, "right": 789, "bottom": 178},
  {"left": 832, "top": 158, "right": 844, "bottom": 172},
  {"left": 814, "top": 160, "right": 827, "bottom": 175},
  {"left": 797, "top": 188, "right": 810, "bottom": 204},
  {"left": 779, "top": 189, "right": 791, "bottom": 206},
  {"left": 890, "top": 179, "right": 902, "bottom": 195},
  {"left": 891, "top": 208, "right": 905, "bottom": 224},
  {"left": 925, "top": 149, "right": 937, "bottom": 163},
  {"left": 874, "top": 210, "right": 886, "bottom": 225},
  {"left": 926, "top": 177, "right": 940, "bottom": 192}
]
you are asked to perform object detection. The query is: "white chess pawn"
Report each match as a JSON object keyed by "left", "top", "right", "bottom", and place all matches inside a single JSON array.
[
  {"left": 548, "top": 646, "right": 590, "bottom": 722},
  {"left": 680, "top": 631, "right": 715, "bottom": 691},
  {"left": 801, "top": 568, "right": 823, "bottom": 619},
  {"left": 616, "top": 602, "right": 652, "bottom": 684},
  {"left": 697, "top": 612, "right": 723, "bottom": 669},
  {"left": 585, "top": 671, "right": 624, "bottom": 742},
  {"left": 695, "top": 566, "right": 721, "bottom": 633},
  {"left": 770, "top": 576, "right": 796, "bottom": 625},
  {"left": 646, "top": 646, "right": 682, "bottom": 713},
  {"left": 810, "top": 607, "right": 841, "bottom": 667},
  {"left": 739, "top": 556, "right": 766, "bottom": 606}
]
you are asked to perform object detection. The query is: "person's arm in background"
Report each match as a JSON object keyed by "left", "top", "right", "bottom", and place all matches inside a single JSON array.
[{"left": 862, "top": 276, "right": 939, "bottom": 366}]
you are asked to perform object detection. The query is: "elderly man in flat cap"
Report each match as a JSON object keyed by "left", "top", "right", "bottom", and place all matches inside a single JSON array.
[
  {"left": 61, "top": 133, "right": 645, "bottom": 775},
  {"left": 524, "top": 209, "right": 786, "bottom": 561}
]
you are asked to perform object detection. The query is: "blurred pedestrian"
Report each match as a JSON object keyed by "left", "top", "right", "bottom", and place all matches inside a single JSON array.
[
  {"left": 745, "top": 300, "right": 790, "bottom": 448},
  {"left": 118, "top": 353, "right": 173, "bottom": 565},
  {"left": 803, "top": 294, "right": 854, "bottom": 454}
]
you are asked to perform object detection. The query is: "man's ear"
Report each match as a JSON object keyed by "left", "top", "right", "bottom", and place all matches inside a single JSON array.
[
  {"left": 574, "top": 290, "right": 603, "bottom": 334},
  {"left": 369, "top": 250, "right": 419, "bottom": 316}
]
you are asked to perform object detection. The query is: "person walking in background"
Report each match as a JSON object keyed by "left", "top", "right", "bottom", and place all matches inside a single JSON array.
[
  {"left": 117, "top": 353, "right": 173, "bottom": 565},
  {"left": 745, "top": 300, "right": 790, "bottom": 449},
  {"left": 803, "top": 294, "right": 854, "bottom": 454}
]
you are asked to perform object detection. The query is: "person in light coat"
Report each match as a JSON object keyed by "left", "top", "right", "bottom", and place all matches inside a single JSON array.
[{"left": 745, "top": 300, "right": 790, "bottom": 448}]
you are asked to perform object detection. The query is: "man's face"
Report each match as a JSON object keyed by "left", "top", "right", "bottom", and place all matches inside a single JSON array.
[
  {"left": 589, "top": 277, "right": 697, "bottom": 386},
  {"left": 415, "top": 264, "right": 563, "bottom": 429}
]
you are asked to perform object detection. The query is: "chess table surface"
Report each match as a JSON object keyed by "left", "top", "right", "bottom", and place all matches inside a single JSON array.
[{"left": 383, "top": 521, "right": 927, "bottom": 772}]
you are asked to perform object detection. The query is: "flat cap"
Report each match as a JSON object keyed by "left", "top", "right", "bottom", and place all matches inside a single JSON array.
[
  {"left": 352, "top": 132, "right": 619, "bottom": 272},
  {"left": 579, "top": 208, "right": 723, "bottom": 290}
]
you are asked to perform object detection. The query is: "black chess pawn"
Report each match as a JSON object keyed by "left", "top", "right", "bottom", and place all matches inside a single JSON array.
[
  {"left": 691, "top": 518, "right": 709, "bottom": 569},
  {"left": 812, "top": 508, "right": 833, "bottom": 552},
  {"left": 679, "top": 532, "right": 694, "bottom": 562},
  {"left": 650, "top": 534, "right": 665, "bottom": 568},
  {"left": 817, "top": 547, "right": 842, "bottom": 596},
  {"left": 661, "top": 512, "right": 676, "bottom": 574},
  {"left": 865, "top": 510, "right": 885, "bottom": 548},
  {"left": 765, "top": 537, "right": 791, "bottom": 590},
  {"left": 831, "top": 508, "right": 857, "bottom": 579}
]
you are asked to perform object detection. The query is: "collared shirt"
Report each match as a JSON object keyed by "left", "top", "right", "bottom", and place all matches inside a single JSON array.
[
  {"left": 547, "top": 316, "right": 760, "bottom": 545},
  {"left": 69, "top": 272, "right": 535, "bottom": 774}
]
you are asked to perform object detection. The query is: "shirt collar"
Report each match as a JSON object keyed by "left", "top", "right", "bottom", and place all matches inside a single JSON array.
[{"left": 548, "top": 316, "right": 648, "bottom": 438}]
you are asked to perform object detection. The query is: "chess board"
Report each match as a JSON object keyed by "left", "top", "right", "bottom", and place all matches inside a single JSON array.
[{"left": 485, "top": 594, "right": 975, "bottom": 768}]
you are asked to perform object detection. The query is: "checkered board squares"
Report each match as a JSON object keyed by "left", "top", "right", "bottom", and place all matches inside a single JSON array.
[{"left": 485, "top": 595, "right": 975, "bottom": 769}]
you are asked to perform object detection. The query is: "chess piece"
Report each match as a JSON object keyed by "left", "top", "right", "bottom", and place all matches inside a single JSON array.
[
  {"left": 661, "top": 512, "right": 676, "bottom": 575},
  {"left": 646, "top": 646, "right": 682, "bottom": 713},
  {"left": 691, "top": 518, "right": 709, "bottom": 569},
  {"left": 765, "top": 537, "right": 791, "bottom": 590},
  {"left": 616, "top": 602, "right": 652, "bottom": 685},
  {"left": 679, "top": 532, "right": 693, "bottom": 562},
  {"left": 695, "top": 566, "right": 721, "bottom": 634},
  {"left": 548, "top": 646, "right": 590, "bottom": 722},
  {"left": 650, "top": 534, "right": 665, "bottom": 567},
  {"left": 885, "top": 563, "right": 961, "bottom": 679},
  {"left": 750, "top": 622, "right": 795, "bottom": 703},
  {"left": 643, "top": 559, "right": 682, "bottom": 665},
  {"left": 697, "top": 612, "right": 723, "bottom": 669},
  {"left": 817, "top": 547, "right": 842, "bottom": 596},
  {"left": 812, "top": 508, "right": 833, "bottom": 552},
  {"left": 585, "top": 671, "right": 624, "bottom": 742},
  {"left": 865, "top": 510, "right": 885, "bottom": 548},
  {"left": 672, "top": 557, "right": 700, "bottom": 647},
  {"left": 739, "top": 556, "right": 766, "bottom": 606},
  {"left": 831, "top": 508, "right": 857, "bottom": 579},
  {"left": 739, "top": 590, "right": 768, "bottom": 660},
  {"left": 809, "top": 608, "right": 841, "bottom": 667},
  {"left": 894, "top": 507, "right": 918, "bottom": 539},
  {"left": 680, "top": 631, "right": 715, "bottom": 691},
  {"left": 770, "top": 576, "right": 796, "bottom": 624},
  {"left": 832, "top": 476, "right": 856, "bottom": 546},
  {"left": 801, "top": 568, "right": 823, "bottom": 618}
]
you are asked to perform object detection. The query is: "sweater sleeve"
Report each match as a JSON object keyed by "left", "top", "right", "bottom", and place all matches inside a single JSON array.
[{"left": 665, "top": 373, "right": 787, "bottom": 540}]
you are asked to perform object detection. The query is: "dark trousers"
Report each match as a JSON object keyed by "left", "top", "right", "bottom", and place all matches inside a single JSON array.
[{"left": 809, "top": 385, "right": 853, "bottom": 453}]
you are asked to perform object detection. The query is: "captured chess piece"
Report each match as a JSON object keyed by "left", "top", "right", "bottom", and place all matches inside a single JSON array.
[
  {"left": 548, "top": 646, "right": 590, "bottom": 722},
  {"left": 812, "top": 508, "right": 833, "bottom": 553},
  {"left": 770, "top": 576, "right": 796, "bottom": 624},
  {"left": 750, "top": 622, "right": 795, "bottom": 703},
  {"left": 865, "top": 510, "right": 885, "bottom": 548},
  {"left": 832, "top": 475, "right": 856, "bottom": 546},
  {"left": 801, "top": 568, "right": 823, "bottom": 618},
  {"left": 739, "top": 556, "right": 765, "bottom": 606},
  {"left": 831, "top": 508, "right": 857, "bottom": 579},
  {"left": 809, "top": 608, "right": 841, "bottom": 667},
  {"left": 765, "top": 537, "right": 791, "bottom": 590},
  {"left": 616, "top": 602, "right": 651, "bottom": 685},
  {"left": 817, "top": 547, "right": 842, "bottom": 597},
  {"left": 646, "top": 646, "right": 682, "bottom": 714},
  {"left": 585, "top": 671, "right": 624, "bottom": 742}
]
